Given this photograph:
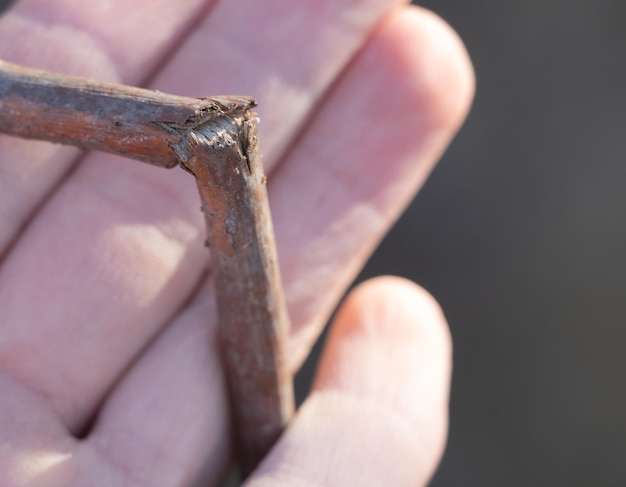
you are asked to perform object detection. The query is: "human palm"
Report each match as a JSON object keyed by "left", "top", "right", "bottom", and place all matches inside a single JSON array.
[{"left": 0, "top": 1, "right": 473, "bottom": 486}]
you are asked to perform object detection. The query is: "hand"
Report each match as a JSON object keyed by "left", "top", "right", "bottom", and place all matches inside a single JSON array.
[{"left": 0, "top": 1, "right": 473, "bottom": 486}]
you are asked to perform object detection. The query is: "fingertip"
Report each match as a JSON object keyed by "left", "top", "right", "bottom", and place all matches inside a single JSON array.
[
  {"left": 314, "top": 276, "right": 452, "bottom": 450},
  {"left": 316, "top": 275, "right": 452, "bottom": 475},
  {"left": 383, "top": 6, "right": 476, "bottom": 134},
  {"left": 316, "top": 275, "right": 452, "bottom": 404},
  {"left": 336, "top": 275, "right": 450, "bottom": 342}
]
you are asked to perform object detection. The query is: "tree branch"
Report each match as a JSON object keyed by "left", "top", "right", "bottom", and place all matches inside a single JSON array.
[{"left": 0, "top": 60, "right": 294, "bottom": 477}]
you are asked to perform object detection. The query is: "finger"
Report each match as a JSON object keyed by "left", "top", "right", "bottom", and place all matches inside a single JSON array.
[
  {"left": 152, "top": 0, "right": 410, "bottom": 164},
  {"left": 272, "top": 6, "right": 474, "bottom": 369},
  {"left": 0, "top": 0, "right": 413, "bottom": 433},
  {"left": 78, "top": 281, "right": 231, "bottom": 487},
  {"left": 77, "top": 8, "right": 470, "bottom": 485},
  {"left": 0, "top": 0, "right": 214, "bottom": 253},
  {"left": 246, "top": 277, "right": 452, "bottom": 486}
]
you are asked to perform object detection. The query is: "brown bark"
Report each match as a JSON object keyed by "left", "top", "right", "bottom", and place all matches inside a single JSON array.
[
  {"left": 172, "top": 111, "right": 294, "bottom": 476},
  {"left": 0, "top": 60, "right": 255, "bottom": 167},
  {"left": 0, "top": 60, "right": 293, "bottom": 477}
]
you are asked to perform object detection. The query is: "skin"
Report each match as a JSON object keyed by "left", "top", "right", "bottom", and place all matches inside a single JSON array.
[{"left": 0, "top": 1, "right": 474, "bottom": 486}]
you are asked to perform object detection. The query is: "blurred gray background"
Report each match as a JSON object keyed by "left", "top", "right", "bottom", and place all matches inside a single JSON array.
[
  {"left": 368, "top": 1, "right": 626, "bottom": 485},
  {"left": 2, "top": 0, "right": 625, "bottom": 485}
]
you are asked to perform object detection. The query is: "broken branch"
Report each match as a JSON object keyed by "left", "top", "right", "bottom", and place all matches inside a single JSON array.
[{"left": 0, "top": 60, "right": 294, "bottom": 477}]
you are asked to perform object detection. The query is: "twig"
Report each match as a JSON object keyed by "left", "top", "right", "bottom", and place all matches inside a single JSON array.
[{"left": 0, "top": 60, "right": 294, "bottom": 477}]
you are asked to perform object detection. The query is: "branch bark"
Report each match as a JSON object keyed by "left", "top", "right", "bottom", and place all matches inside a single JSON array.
[
  {"left": 0, "top": 60, "right": 294, "bottom": 477},
  {"left": 172, "top": 111, "right": 294, "bottom": 476},
  {"left": 0, "top": 60, "right": 254, "bottom": 167}
]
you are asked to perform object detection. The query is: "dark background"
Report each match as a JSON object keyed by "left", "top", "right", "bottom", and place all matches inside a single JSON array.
[
  {"left": 2, "top": 0, "right": 625, "bottom": 485},
  {"left": 365, "top": 1, "right": 625, "bottom": 485}
]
